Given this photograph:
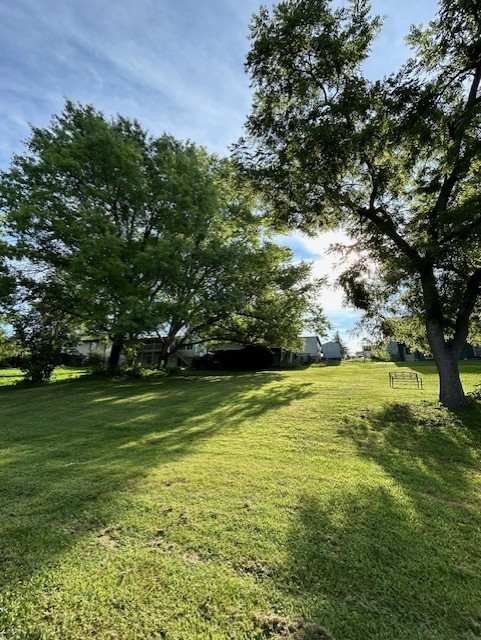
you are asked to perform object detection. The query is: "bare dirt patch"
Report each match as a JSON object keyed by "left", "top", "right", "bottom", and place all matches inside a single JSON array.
[
  {"left": 238, "top": 560, "right": 275, "bottom": 581},
  {"left": 255, "top": 614, "right": 334, "bottom": 639},
  {"left": 97, "top": 528, "right": 121, "bottom": 548}
]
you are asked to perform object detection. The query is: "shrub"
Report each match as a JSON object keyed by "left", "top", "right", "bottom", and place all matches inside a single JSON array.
[{"left": 165, "top": 365, "right": 182, "bottom": 376}]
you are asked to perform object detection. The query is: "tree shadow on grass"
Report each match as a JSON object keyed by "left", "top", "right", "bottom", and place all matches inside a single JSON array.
[
  {"left": 339, "top": 400, "right": 481, "bottom": 502},
  {"left": 0, "top": 371, "right": 314, "bottom": 589},
  {"left": 281, "top": 401, "right": 481, "bottom": 640}
]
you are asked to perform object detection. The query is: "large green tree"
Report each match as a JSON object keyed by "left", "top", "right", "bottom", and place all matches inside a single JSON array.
[
  {"left": 237, "top": 0, "right": 481, "bottom": 407},
  {"left": 148, "top": 241, "right": 327, "bottom": 366},
  {"left": 1, "top": 101, "right": 326, "bottom": 369}
]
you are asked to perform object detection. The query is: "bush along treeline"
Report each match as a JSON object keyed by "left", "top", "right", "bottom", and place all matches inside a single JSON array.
[{"left": 0, "top": 101, "right": 329, "bottom": 382}]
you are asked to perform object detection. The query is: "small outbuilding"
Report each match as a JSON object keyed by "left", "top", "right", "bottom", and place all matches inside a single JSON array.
[{"left": 321, "top": 341, "right": 342, "bottom": 360}]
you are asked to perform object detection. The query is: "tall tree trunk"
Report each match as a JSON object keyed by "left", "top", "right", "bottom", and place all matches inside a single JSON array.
[
  {"left": 426, "top": 321, "right": 465, "bottom": 408},
  {"left": 108, "top": 336, "right": 124, "bottom": 370},
  {"left": 420, "top": 268, "right": 467, "bottom": 409},
  {"left": 432, "top": 345, "right": 465, "bottom": 408},
  {"left": 157, "top": 339, "right": 171, "bottom": 369}
]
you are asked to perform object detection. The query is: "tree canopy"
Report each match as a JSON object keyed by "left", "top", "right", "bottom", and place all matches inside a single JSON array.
[
  {"left": 237, "top": 0, "right": 481, "bottom": 407},
  {"left": 1, "top": 101, "right": 327, "bottom": 371}
]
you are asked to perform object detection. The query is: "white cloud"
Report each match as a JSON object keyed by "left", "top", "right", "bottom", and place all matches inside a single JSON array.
[
  {"left": 0, "top": 0, "right": 439, "bottom": 164},
  {"left": 276, "top": 230, "right": 370, "bottom": 353},
  {"left": 0, "top": 0, "right": 438, "bottom": 352}
]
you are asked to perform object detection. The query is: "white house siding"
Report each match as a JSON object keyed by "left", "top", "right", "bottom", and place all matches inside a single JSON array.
[
  {"left": 322, "top": 341, "right": 342, "bottom": 359},
  {"left": 75, "top": 340, "right": 112, "bottom": 362},
  {"left": 208, "top": 342, "right": 244, "bottom": 352},
  {"left": 296, "top": 336, "right": 323, "bottom": 363},
  {"left": 141, "top": 340, "right": 206, "bottom": 367}
]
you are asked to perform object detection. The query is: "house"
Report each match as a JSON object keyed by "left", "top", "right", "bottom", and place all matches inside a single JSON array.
[
  {"left": 155, "top": 334, "right": 328, "bottom": 369},
  {"left": 386, "top": 341, "right": 428, "bottom": 362},
  {"left": 321, "top": 341, "right": 342, "bottom": 360},
  {"left": 68, "top": 336, "right": 207, "bottom": 367},
  {"left": 70, "top": 334, "right": 328, "bottom": 368},
  {"left": 60, "top": 338, "right": 116, "bottom": 366},
  {"left": 297, "top": 336, "right": 323, "bottom": 363},
  {"left": 209, "top": 342, "right": 298, "bottom": 366},
  {"left": 139, "top": 338, "right": 207, "bottom": 367},
  {"left": 386, "top": 340, "right": 480, "bottom": 361},
  {"left": 205, "top": 336, "right": 325, "bottom": 368},
  {"left": 355, "top": 345, "right": 372, "bottom": 359},
  {"left": 75, "top": 339, "right": 112, "bottom": 363},
  {"left": 195, "top": 343, "right": 298, "bottom": 370}
]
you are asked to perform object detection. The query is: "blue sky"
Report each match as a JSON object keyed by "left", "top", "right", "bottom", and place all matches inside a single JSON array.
[{"left": 0, "top": 0, "right": 439, "bottom": 351}]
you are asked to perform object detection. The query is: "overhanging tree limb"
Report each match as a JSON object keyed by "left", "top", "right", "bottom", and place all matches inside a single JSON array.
[{"left": 238, "top": 0, "right": 481, "bottom": 407}]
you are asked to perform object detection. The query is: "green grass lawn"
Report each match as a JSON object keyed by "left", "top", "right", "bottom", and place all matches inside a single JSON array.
[
  {"left": 0, "top": 366, "right": 88, "bottom": 386},
  {"left": 0, "top": 361, "right": 480, "bottom": 639}
]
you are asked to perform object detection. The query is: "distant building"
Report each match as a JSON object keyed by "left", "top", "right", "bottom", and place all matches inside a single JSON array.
[
  {"left": 69, "top": 337, "right": 205, "bottom": 367},
  {"left": 355, "top": 345, "right": 372, "bottom": 359},
  {"left": 297, "top": 336, "right": 323, "bottom": 363},
  {"left": 386, "top": 340, "right": 480, "bottom": 361},
  {"left": 140, "top": 338, "right": 206, "bottom": 367},
  {"left": 62, "top": 338, "right": 118, "bottom": 366},
  {"left": 70, "top": 333, "right": 337, "bottom": 368},
  {"left": 322, "top": 341, "right": 342, "bottom": 360}
]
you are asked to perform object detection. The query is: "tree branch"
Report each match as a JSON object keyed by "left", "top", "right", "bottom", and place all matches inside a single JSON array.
[
  {"left": 360, "top": 206, "right": 424, "bottom": 266},
  {"left": 453, "top": 267, "right": 481, "bottom": 352},
  {"left": 429, "top": 65, "right": 481, "bottom": 233}
]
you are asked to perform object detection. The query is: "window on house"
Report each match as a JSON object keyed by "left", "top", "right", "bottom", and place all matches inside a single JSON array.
[{"left": 142, "top": 342, "right": 163, "bottom": 352}]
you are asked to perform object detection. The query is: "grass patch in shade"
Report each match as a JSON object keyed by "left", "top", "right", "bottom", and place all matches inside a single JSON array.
[{"left": 0, "top": 361, "right": 480, "bottom": 639}]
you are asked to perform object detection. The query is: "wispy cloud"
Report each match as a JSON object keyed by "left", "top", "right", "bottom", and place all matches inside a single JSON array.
[
  {"left": 276, "top": 230, "right": 372, "bottom": 351},
  {"left": 0, "top": 0, "right": 438, "bottom": 347},
  {"left": 0, "top": 0, "right": 265, "bottom": 166},
  {"left": 0, "top": 0, "right": 437, "bottom": 167}
]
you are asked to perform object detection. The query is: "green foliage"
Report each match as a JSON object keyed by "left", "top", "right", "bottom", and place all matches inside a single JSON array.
[
  {"left": 383, "top": 317, "right": 431, "bottom": 354},
  {"left": 193, "top": 246, "right": 327, "bottom": 352},
  {"left": 0, "top": 329, "right": 19, "bottom": 366},
  {"left": 2, "top": 101, "right": 239, "bottom": 351},
  {"left": 369, "top": 345, "right": 394, "bottom": 362},
  {"left": 164, "top": 365, "right": 182, "bottom": 376},
  {"left": 13, "top": 309, "right": 79, "bottom": 383},
  {"left": 467, "top": 383, "right": 481, "bottom": 400},
  {"left": 238, "top": 0, "right": 481, "bottom": 406},
  {"left": 1, "top": 101, "right": 329, "bottom": 368},
  {"left": 83, "top": 349, "right": 106, "bottom": 367},
  {"left": 118, "top": 363, "right": 145, "bottom": 379}
]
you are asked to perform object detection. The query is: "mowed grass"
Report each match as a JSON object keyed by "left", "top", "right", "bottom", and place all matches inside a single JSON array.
[
  {"left": 0, "top": 361, "right": 480, "bottom": 640},
  {"left": 0, "top": 366, "right": 88, "bottom": 386}
]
